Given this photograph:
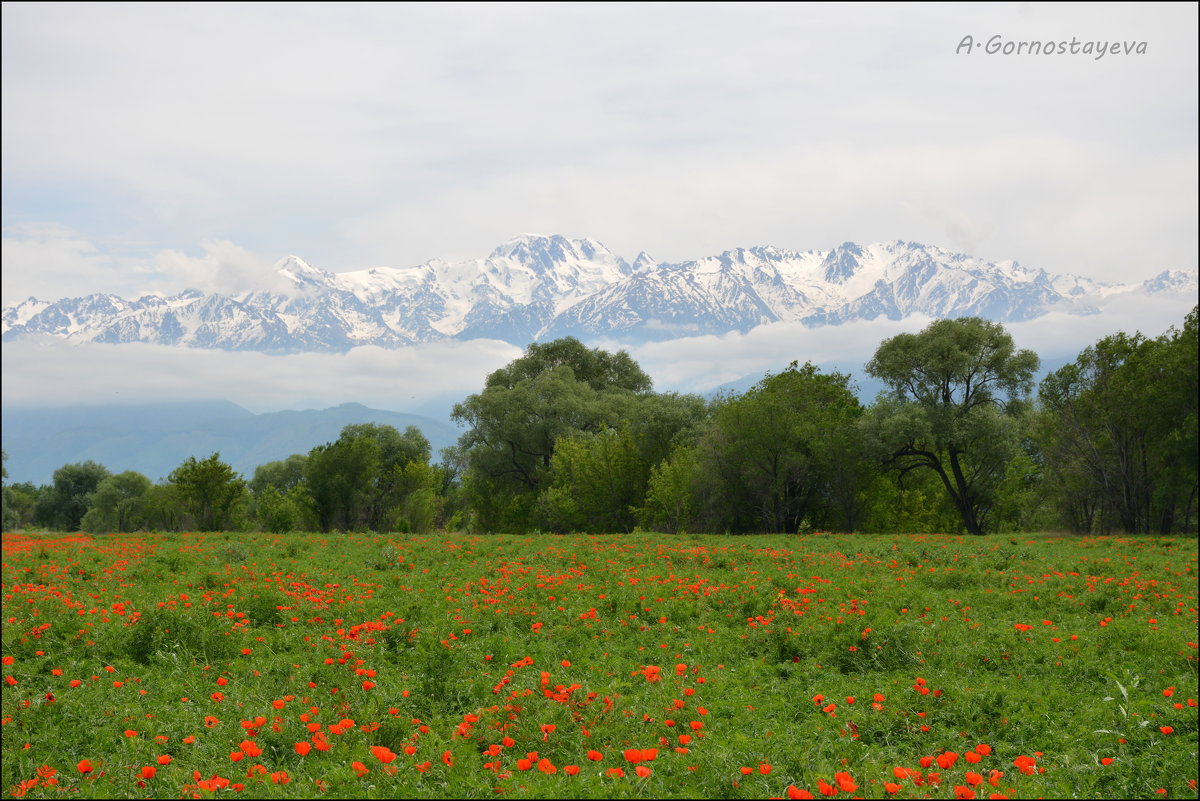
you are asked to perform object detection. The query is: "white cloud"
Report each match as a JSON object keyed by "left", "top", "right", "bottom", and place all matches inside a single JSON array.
[
  {"left": 0, "top": 224, "right": 125, "bottom": 304},
  {"left": 151, "top": 241, "right": 295, "bottom": 297},
  {"left": 625, "top": 293, "right": 1197, "bottom": 395},
  {"left": 0, "top": 338, "right": 521, "bottom": 414},
  {"left": 0, "top": 228, "right": 296, "bottom": 305},
  {"left": 2, "top": 2, "right": 1194, "bottom": 292},
  {"left": 2, "top": 293, "right": 1192, "bottom": 421}
]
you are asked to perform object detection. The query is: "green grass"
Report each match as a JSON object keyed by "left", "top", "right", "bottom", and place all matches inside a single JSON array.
[{"left": 2, "top": 530, "right": 1196, "bottom": 799}]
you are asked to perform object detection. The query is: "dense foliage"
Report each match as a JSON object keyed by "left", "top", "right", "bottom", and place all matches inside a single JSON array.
[{"left": 3, "top": 312, "right": 1197, "bottom": 536}]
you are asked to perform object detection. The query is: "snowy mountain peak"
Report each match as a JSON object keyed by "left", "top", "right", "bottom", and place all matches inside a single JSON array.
[
  {"left": 1143, "top": 269, "right": 1199, "bottom": 294},
  {"left": 4, "top": 237, "right": 1193, "bottom": 352},
  {"left": 821, "top": 242, "right": 866, "bottom": 284},
  {"left": 631, "top": 252, "right": 658, "bottom": 273},
  {"left": 487, "top": 234, "right": 623, "bottom": 273},
  {"left": 275, "top": 255, "right": 333, "bottom": 290}
]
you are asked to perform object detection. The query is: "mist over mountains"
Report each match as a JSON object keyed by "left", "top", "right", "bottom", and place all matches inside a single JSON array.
[{"left": 5, "top": 235, "right": 1194, "bottom": 352}]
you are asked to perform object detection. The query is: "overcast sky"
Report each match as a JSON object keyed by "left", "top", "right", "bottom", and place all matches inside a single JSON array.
[{"left": 2, "top": 2, "right": 1197, "bottom": 413}]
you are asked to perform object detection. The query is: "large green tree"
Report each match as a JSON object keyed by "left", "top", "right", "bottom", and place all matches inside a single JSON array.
[
  {"left": 865, "top": 317, "right": 1039, "bottom": 536},
  {"left": 168, "top": 453, "right": 246, "bottom": 531},
  {"left": 33, "top": 461, "right": 111, "bottom": 531},
  {"left": 1038, "top": 307, "right": 1197, "bottom": 534},
  {"left": 304, "top": 423, "right": 433, "bottom": 532},
  {"left": 688, "top": 362, "right": 867, "bottom": 533},
  {"left": 453, "top": 338, "right": 652, "bottom": 532},
  {"left": 80, "top": 471, "right": 152, "bottom": 533}
]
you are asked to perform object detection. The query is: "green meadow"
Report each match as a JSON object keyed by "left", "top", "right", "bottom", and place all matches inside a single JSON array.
[{"left": 2, "top": 531, "right": 1196, "bottom": 799}]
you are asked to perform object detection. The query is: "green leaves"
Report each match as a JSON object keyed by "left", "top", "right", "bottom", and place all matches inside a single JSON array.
[
  {"left": 453, "top": 339, "right": 658, "bottom": 533},
  {"left": 865, "top": 318, "right": 1039, "bottom": 535},
  {"left": 168, "top": 453, "right": 246, "bottom": 531},
  {"left": 1038, "top": 306, "right": 1197, "bottom": 534}
]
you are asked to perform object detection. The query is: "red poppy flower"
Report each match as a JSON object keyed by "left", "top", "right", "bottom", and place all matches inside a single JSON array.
[{"left": 370, "top": 746, "right": 396, "bottom": 764}]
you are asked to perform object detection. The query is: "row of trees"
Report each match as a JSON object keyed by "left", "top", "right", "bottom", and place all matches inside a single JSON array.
[
  {"left": 1, "top": 423, "right": 446, "bottom": 536},
  {"left": 3, "top": 308, "right": 1195, "bottom": 536}
]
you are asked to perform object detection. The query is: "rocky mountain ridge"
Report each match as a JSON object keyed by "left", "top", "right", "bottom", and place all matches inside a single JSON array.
[{"left": 4, "top": 235, "right": 1195, "bottom": 351}]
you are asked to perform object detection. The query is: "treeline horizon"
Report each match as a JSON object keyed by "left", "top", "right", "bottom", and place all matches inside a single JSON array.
[{"left": 3, "top": 306, "right": 1196, "bottom": 537}]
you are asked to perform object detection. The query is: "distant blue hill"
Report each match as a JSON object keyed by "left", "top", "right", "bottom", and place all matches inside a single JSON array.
[{"left": 1, "top": 401, "right": 462, "bottom": 486}]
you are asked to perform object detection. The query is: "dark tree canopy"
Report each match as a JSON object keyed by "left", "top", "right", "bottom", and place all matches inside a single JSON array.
[
  {"left": 1038, "top": 306, "right": 1197, "bottom": 534},
  {"left": 33, "top": 460, "right": 111, "bottom": 531},
  {"left": 483, "top": 337, "right": 652, "bottom": 394},
  {"left": 866, "top": 317, "right": 1039, "bottom": 535},
  {"left": 453, "top": 338, "right": 652, "bottom": 532},
  {"left": 168, "top": 453, "right": 246, "bottom": 531}
]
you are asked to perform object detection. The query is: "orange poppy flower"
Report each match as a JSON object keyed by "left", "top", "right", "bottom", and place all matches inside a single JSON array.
[
  {"left": 370, "top": 746, "right": 396, "bottom": 764},
  {"left": 140, "top": 766, "right": 157, "bottom": 780},
  {"left": 786, "top": 787, "right": 815, "bottom": 800}
]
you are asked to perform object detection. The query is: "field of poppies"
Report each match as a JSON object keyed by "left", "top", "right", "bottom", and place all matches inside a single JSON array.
[{"left": 2, "top": 530, "right": 1196, "bottom": 799}]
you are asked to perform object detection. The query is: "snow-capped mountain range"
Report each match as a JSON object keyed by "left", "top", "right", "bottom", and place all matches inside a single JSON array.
[{"left": 3, "top": 235, "right": 1196, "bottom": 351}]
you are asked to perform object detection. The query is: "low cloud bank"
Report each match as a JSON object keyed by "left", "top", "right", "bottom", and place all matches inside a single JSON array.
[{"left": 3, "top": 294, "right": 1192, "bottom": 416}]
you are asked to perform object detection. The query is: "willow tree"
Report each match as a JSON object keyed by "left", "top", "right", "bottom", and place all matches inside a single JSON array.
[{"left": 866, "top": 318, "right": 1039, "bottom": 535}]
